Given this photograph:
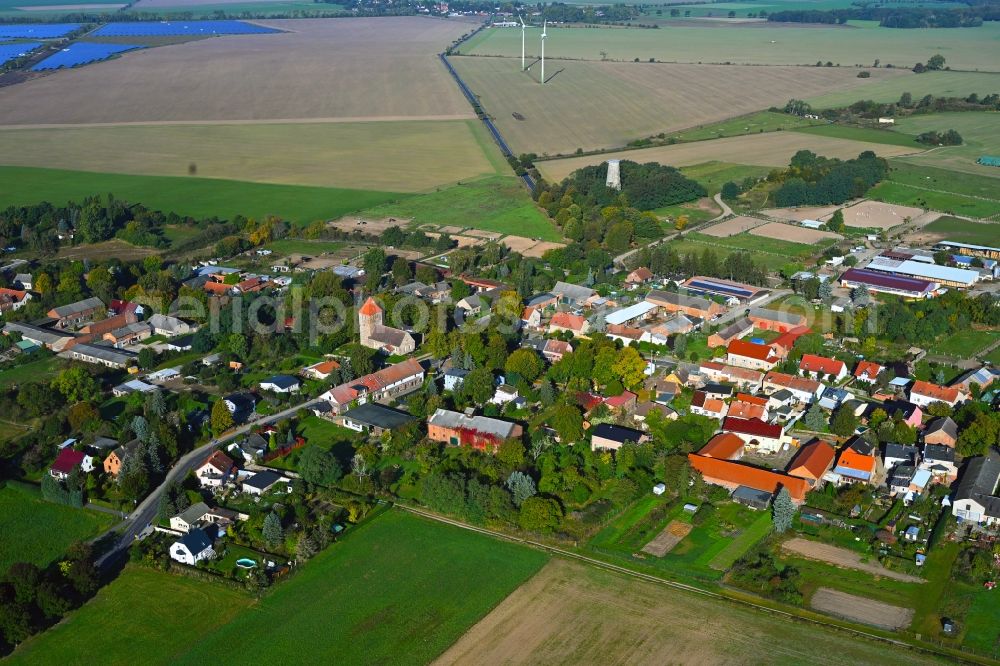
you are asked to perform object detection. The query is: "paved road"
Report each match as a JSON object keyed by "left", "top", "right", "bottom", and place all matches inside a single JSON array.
[
  {"left": 710, "top": 193, "right": 733, "bottom": 222},
  {"left": 95, "top": 396, "right": 321, "bottom": 567}
]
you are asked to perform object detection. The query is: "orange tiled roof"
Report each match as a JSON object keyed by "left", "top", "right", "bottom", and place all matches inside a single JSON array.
[
  {"left": 788, "top": 441, "right": 835, "bottom": 480},
  {"left": 359, "top": 297, "right": 382, "bottom": 316},
  {"left": 854, "top": 360, "right": 884, "bottom": 379},
  {"left": 688, "top": 454, "right": 809, "bottom": 502},
  {"left": 728, "top": 339, "right": 775, "bottom": 362},
  {"left": 799, "top": 354, "right": 846, "bottom": 376},
  {"left": 551, "top": 312, "right": 586, "bottom": 331},
  {"left": 836, "top": 447, "right": 876, "bottom": 474},
  {"left": 699, "top": 433, "right": 745, "bottom": 459},
  {"left": 911, "top": 380, "right": 961, "bottom": 404}
]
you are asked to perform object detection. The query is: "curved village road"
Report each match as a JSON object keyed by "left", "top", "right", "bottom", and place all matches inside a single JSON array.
[{"left": 95, "top": 397, "right": 322, "bottom": 568}]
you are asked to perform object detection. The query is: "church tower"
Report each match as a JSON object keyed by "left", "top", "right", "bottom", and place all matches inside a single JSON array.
[{"left": 358, "top": 297, "right": 383, "bottom": 348}]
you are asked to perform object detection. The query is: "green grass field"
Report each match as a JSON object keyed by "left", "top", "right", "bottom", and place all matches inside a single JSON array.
[
  {"left": 0, "top": 166, "right": 406, "bottom": 225},
  {"left": 807, "top": 70, "right": 1000, "bottom": 109},
  {"left": 358, "top": 175, "right": 560, "bottom": 241},
  {"left": 264, "top": 239, "right": 345, "bottom": 256},
  {"left": 667, "top": 235, "right": 795, "bottom": 272},
  {"left": 924, "top": 216, "right": 1000, "bottom": 244},
  {"left": 928, "top": 329, "right": 1000, "bottom": 357},
  {"left": 679, "top": 161, "right": 773, "bottom": 196},
  {"left": 0, "top": 483, "right": 116, "bottom": 573},
  {"left": 868, "top": 162, "right": 1000, "bottom": 218},
  {"left": 463, "top": 21, "right": 1000, "bottom": 70},
  {"left": 892, "top": 112, "right": 1000, "bottom": 179},
  {"left": 661, "top": 111, "right": 822, "bottom": 144},
  {"left": 173, "top": 509, "right": 548, "bottom": 664},
  {"left": 8, "top": 567, "right": 253, "bottom": 665},
  {"left": 0, "top": 355, "right": 65, "bottom": 390},
  {"left": 685, "top": 230, "right": 830, "bottom": 262},
  {"left": 793, "top": 124, "right": 921, "bottom": 148}
]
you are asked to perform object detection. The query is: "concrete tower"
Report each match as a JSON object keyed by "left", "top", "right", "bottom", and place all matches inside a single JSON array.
[
  {"left": 358, "top": 297, "right": 383, "bottom": 347},
  {"left": 606, "top": 159, "right": 621, "bottom": 190}
]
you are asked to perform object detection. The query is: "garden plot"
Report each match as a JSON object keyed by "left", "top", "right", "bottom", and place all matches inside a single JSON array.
[
  {"left": 828, "top": 201, "right": 925, "bottom": 229},
  {"left": 782, "top": 538, "right": 922, "bottom": 583},
  {"left": 641, "top": 520, "right": 692, "bottom": 557},
  {"left": 701, "top": 215, "right": 765, "bottom": 237},
  {"left": 749, "top": 222, "right": 841, "bottom": 244},
  {"left": 811, "top": 588, "right": 914, "bottom": 630}
]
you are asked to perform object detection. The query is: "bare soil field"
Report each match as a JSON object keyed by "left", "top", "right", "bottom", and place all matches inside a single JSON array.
[
  {"left": 464, "top": 229, "right": 502, "bottom": 239},
  {"left": 0, "top": 18, "right": 474, "bottom": 125},
  {"left": 750, "top": 222, "right": 841, "bottom": 244},
  {"left": 537, "top": 133, "right": 920, "bottom": 183},
  {"left": 811, "top": 588, "right": 914, "bottom": 631},
  {"left": 500, "top": 236, "right": 566, "bottom": 257},
  {"left": 702, "top": 215, "right": 766, "bottom": 237},
  {"left": 641, "top": 520, "right": 692, "bottom": 557},
  {"left": 829, "top": 201, "right": 926, "bottom": 229},
  {"left": 423, "top": 232, "right": 481, "bottom": 248},
  {"left": 435, "top": 559, "right": 940, "bottom": 665},
  {"left": 0, "top": 120, "right": 494, "bottom": 192},
  {"left": 762, "top": 205, "right": 842, "bottom": 223},
  {"left": 451, "top": 56, "right": 906, "bottom": 155},
  {"left": 782, "top": 538, "right": 923, "bottom": 583}
]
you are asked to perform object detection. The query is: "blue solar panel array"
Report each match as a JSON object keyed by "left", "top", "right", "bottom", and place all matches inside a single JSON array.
[
  {"left": 0, "top": 42, "right": 41, "bottom": 66},
  {"left": 93, "top": 20, "right": 280, "bottom": 37},
  {"left": 32, "top": 42, "right": 144, "bottom": 71},
  {"left": 0, "top": 24, "right": 81, "bottom": 39},
  {"left": 686, "top": 279, "right": 754, "bottom": 298}
]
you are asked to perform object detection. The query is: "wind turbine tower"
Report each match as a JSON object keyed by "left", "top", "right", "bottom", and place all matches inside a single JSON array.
[
  {"left": 519, "top": 15, "right": 526, "bottom": 71},
  {"left": 540, "top": 19, "right": 547, "bottom": 84}
]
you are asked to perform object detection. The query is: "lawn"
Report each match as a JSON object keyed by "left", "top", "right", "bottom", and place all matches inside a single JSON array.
[
  {"left": 924, "top": 216, "right": 1000, "bottom": 245},
  {"left": 357, "top": 175, "right": 559, "bottom": 241},
  {"left": 668, "top": 230, "right": 826, "bottom": 272},
  {"left": 893, "top": 112, "right": 1000, "bottom": 179},
  {"left": 958, "top": 584, "right": 1000, "bottom": 653},
  {"left": 807, "top": 70, "right": 1000, "bottom": 108},
  {"left": 868, "top": 161, "right": 1000, "bottom": 218},
  {"left": 929, "top": 329, "right": 1000, "bottom": 357},
  {"left": 0, "top": 483, "right": 116, "bottom": 573},
  {"left": 174, "top": 509, "right": 549, "bottom": 664},
  {"left": 661, "top": 111, "right": 823, "bottom": 144},
  {"left": 679, "top": 161, "right": 773, "bottom": 197},
  {"left": 793, "top": 124, "right": 921, "bottom": 148},
  {"left": 8, "top": 566, "right": 253, "bottom": 665},
  {"left": 0, "top": 355, "right": 64, "bottom": 389},
  {"left": 0, "top": 166, "right": 406, "bottom": 225}
]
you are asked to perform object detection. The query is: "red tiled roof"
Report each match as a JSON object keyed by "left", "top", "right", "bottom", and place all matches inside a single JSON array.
[
  {"left": 544, "top": 339, "right": 572, "bottom": 356},
  {"left": 727, "top": 339, "right": 775, "bottom": 362},
  {"left": 201, "top": 450, "right": 235, "bottom": 473},
  {"left": 359, "top": 297, "right": 382, "bottom": 316},
  {"left": 799, "top": 354, "right": 846, "bottom": 376},
  {"left": 204, "top": 281, "right": 231, "bottom": 295},
  {"left": 769, "top": 326, "right": 810, "bottom": 351},
  {"left": 607, "top": 324, "right": 644, "bottom": 340},
  {"left": 604, "top": 391, "right": 637, "bottom": 409},
  {"left": 728, "top": 401, "right": 766, "bottom": 420},
  {"left": 576, "top": 392, "right": 604, "bottom": 412},
  {"left": 521, "top": 306, "right": 536, "bottom": 321},
  {"left": 51, "top": 448, "right": 85, "bottom": 475},
  {"left": 836, "top": 447, "right": 876, "bottom": 474},
  {"left": 911, "top": 380, "right": 962, "bottom": 404},
  {"left": 627, "top": 267, "right": 653, "bottom": 282},
  {"left": 688, "top": 454, "right": 809, "bottom": 502},
  {"left": 764, "top": 371, "right": 821, "bottom": 395},
  {"left": 788, "top": 441, "right": 835, "bottom": 480},
  {"left": 854, "top": 361, "right": 884, "bottom": 379},
  {"left": 735, "top": 393, "right": 767, "bottom": 406},
  {"left": 551, "top": 312, "right": 586, "bottom": 331},
  {"left": 723, "top": 416, "right": 783, "bottom": 439},
  {"left": 306, "top": 360, "right": 340, "bottom": 375},
  {"left": 699, "top": 433, "right": 745, "bottom": 459}
]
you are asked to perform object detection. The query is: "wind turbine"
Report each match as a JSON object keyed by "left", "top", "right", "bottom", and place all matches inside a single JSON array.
[
  {"left": 539, "top": 19, "right": 546, "bottom": 84},
  {"left": 519, "top": 14, "right": 526, "bottom": 71}
]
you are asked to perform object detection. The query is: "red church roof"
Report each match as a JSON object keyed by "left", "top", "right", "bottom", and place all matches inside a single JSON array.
[{"left": 359, "top": 297, "right": 382, "bottom": 316}]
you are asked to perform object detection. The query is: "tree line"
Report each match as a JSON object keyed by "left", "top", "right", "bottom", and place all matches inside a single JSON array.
[{"left": 767, "top": 4, "right": 994, "bottom": 28}]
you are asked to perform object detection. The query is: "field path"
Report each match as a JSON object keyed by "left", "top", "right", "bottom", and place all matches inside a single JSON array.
[{"left": 782, "top": 538, "right": 923, "bottom": 583}]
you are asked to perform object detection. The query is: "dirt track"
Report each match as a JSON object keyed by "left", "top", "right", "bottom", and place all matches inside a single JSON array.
[
  {"left": 811, "top": 588, "right": 914, "bottom": 630},
  {"left": 782, "top": 538, "right": 923, "bottom": 583}
]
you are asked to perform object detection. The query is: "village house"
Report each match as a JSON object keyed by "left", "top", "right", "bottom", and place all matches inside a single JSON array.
[
  {"left": 103, "top": 322, "right": 151, "bottom": 348},
  {"left": 551, "top": 281, "right": 596, "bottom": 308},
  {"left": 700, "top": 362, "right": 763, "bottom": 392},
  {"left": 320, "top": 358, "right": 424, "bottom": 415},
  {"left": 762, "top": 371, "right": 823, "bottom": 404},
  {"left": 604, "top": 390, "right": 638, "bottom": 414},
  {"left": 302, "top": 359, "right": 340, "bottom": 381},
  {"left": 342, "top": 403, "right": 416, "bottom": 436},
  {"left": 47, "top": 297, "right": 105, "bottom": 329},
  {"left": 832, "top": 439, "right": 883, "bottom": 485},
  {"left": 196, "top": 450, "right": 236, "bottom": 489},
  {"left": 645, "top": 289, "right": 724, "bottom": 319},
  {"left": 61, "top": 343, "right": 138, "bottom": 370},
  {"left": 728, "top": 393, "right": 768, "bottom": 421},
  {"left": 169, "top": 528, "right": 215, "bottom": 565},
  {"left": 148, "top": 313, "right": 192, "bottom": 337},
  {"left": 698, "top": 433, "right": 745, "bottom": 460},
  {"left": 242, "top": 470, "right": 292, "bottom": 496},
  {"left": 521, "top": 306, "right": 542, "bottom": 330},
  {"left": 921, "top": 444, "right": 958, "bottom": 483},
  {"left": 687, "top": 453, "right": 810, "bottom": 504},
  {"left": 443, "top": 368, "right": 469, "bottom": 392},
  {"left": 798, "top": 354, "right": 848, "bottom": 382},
  {"left": 952, "top": 449, "right": 1000, "bottom": 526},
  {"left": 169, "top": 502, "right": 240, "bottom": 535},
  {"left": 624, "top": 267, "right": 654, "bottom": 289},
  {"left": 884, "top": 443, "right": 920, "bottom": 471},
  {"left": 722, "top": 417, "right": 789, "bottom": 453},
  {"left": 590, "top": 423, "right": 649, "bottom": 452},
  {"left": 923, "top": 416, "right": 958, "bottom": 448},
  {"left": 606, "top": 324, "right": 647, "bottom": 346},
  {"left": 951, "top": 366, "right": 999, "bottom": 393},
  {"left": 427, "top": 409, "right": 523, "bottom": 453},
  {"left": 541, "top": 338, "right": 573, "bottom": 363},
  {"left": 727, "top": 339, "right": 779, "bottom": 371},
  {"left": 690, "top": 390, "right": 728, "bottom": 420},
  {"left": 748, "top": 307, "right": 807, "bottom": 333},
  {"left": 767, "top": 326, "right": 810, "bottom": 359},
  {"left": 909, "top": 380, "right": 968, "bottom": 408},
  {"left": 358, "top": 297, "right": 416, "bottom": 355},
  {"left": 223, "top": 392, "right": 258, "bottom": 423},
  {"left": 103, "top": 439, "right": 141, "bottom": 477},
  {"left": 0, "top": 287, "right": 31, "bottom": 313},
  {"left": 49, "top": 448, "right": 93, "bottom": 480},
  {"left": 549, "top": 312, "right": 590, "bottom": 337},
  {"left": 633, "top": 401, "right": 677, "bottom": 428},
  {"left": 786, "top": 440, "right": 835, "bottom": 487},
  {"left": 707, "top": 318, "right": 753, "bottom": 349},
  {"left": 259, "top": 375, "right": 301, "bottom": 394},
  {"left": 854, "top": 360, "right": 885, "bottom": 384},
  {"left": 864, "top": 400, "right": 923, "bottom": 429}
]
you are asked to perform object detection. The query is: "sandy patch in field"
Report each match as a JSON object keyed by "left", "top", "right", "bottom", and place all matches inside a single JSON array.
[
  {"left": 501, "top": 236, "right": 566, "bottom": 258},
  {"left": 811, "top": 588, "right": 914, "bottom": 630},
  {"left": 328, "top": 216, "right": 405, "bottom": 235},
  {"left": 782, "top": 538, "right": 922, "bottom": 583},
  {"left": 537, "top": 133, "right": 919, "bottom": 182},
  {"left": 641, "top": 520, "right": 692, "bottom": 557},
  {"left": 435, "top": 559, "right": 939, "bottom": 666},
  {"left": 827, "top": 201, "right": 925, "bottom": 230},
  {"left": 701, "top": 215, "right": 766, "bottom": 237},
  {"left": 0, "top": 17, "right": 474, "bottom": 125},
  {"left": 423, "top": 232, "right": 481, "bottom": 248},
  {"left": 436, "top": 226, "right": 465, "bottom": 234},
  {"left": 762, "top": 205, "right": 842, "bottom": 222},
  {"left": 464, "top": 229, "right": 502, "bottom": 240},
  {"left": 750, "top": 222, "right": 841, "bottom": 244}
]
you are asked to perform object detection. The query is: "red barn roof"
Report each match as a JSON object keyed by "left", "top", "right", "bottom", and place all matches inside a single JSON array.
[{"left": 723, "top": 416, "right": 783, "bottom": 439}]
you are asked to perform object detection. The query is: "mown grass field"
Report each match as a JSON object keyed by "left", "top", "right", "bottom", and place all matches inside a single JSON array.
[
  {"left": 679, "top": 161, "right": 773, "bottom": 196},
  {"left": 868, "top": 162, "right": 1000, "bottom": 219},
  {"left": 807, "top": 70, "right": 1000, "bottom": 109},
  {"left": 0, "top": 120, "right": 497, "bottom": 193},
  {"left": 358, "top": 175, "right": 559, "bottom": 241},
  {"left": 928, "top": 329, "right": 1000, "bottom": 357},
  {"left": 893, "top": 112, "right": 1000, "bottom": 179},
  {"left": 0, "top": 166, "right": 406, "bottom": 225},
  {"left": 8, "top": 566, "right": 253, "bottom": 665},
  {"left": 0, "top": 355, "right": 65, "bottom": 389},
  {"left": 462, "top": 21, "right": 1000, "bottom": 70},
  {"left": 0, "top": 483, "right": 116, "bottom": 573},
  {"left": 263, "top": 239, "right": 344, "bottom": 256},
  {"left": 662, "top": 110, "right": 823, "bottom": 143},
  {"left": 924, "top": 216, "right": 1000, "bottom": 244},
  {"left": 173, "top": 509, "right": 548, "bottom": 664},
  {"left": 793, "top": 124, "right": 922, "bottom": 148},
  {"left": 451, "top": 55, "right": 891, "bottom": 155}
]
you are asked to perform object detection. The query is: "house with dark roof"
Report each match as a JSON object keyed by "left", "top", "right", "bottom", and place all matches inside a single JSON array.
[
  {"left": 223, "top": 392, "right": 258, "bottom": 423},
  {"left": 924, "top": 417, "right": 958, "bottom": 448},
  {"left": 590, "top": 423, "right": 649, "bottom": 452},
  {"left": 952, "top": 449, "right": 1000, "bottom": 526},
  {"left": 47, "top": 297, "right": 104, "bottom": 329},
  {"left": 884, "top": 443, "right": 919, "bottom": 471},
  {"left": 921, "top": 444, "right": 958, "bottom": 482},
  {"left": 722, "top": 417, "right": 788, "bottom": 453},
  {"left": 427, "top": 409, "right": 523, "bottom": 453},
  {"left": 707, "top": 318, "right": 752, "bottom": 349},
  {"left": 864, "top": 400, "right": 922, "bottom": 428},
  {"left": 645, "top": 289, "right": 724, "bottom": 319},
  {"left": 242, "top": 470, "right": 292, "bottom": 496},
  {"left": 227, "top": 433, "right": 269, "bottom": 462},
  {"left": 748, "top": 307, "right": 807, "bottom": 333},
  {"left": 259, "top": 374, "right": 301, "bottom": 394},
  {"left": 342, "top": 403, "right": 416, "bottom": 436},
  {"left": 169, "top": 527, "right": 215, "bottom": 565}
]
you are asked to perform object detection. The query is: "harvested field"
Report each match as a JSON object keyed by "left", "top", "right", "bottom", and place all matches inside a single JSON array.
[
  {"left": 811, "top": 588, "right": 914, "bottom": 631},
  {"left": 451, "top": 56, "right": 903, "bottom": 155},
  {"left": 762, "top": 205, "right": 842, "bottom": 223},
  {"left": 782, "top": 538, "right": 923, "bottom": 583},
  {"left": 435, "top": 559, "right": 941, "bottom": 665},
  {"left": 701, "top": 215, "right": 765, "bottom": 237},
  {"left": 750, "top": 222, "right": 841, "bottom": 244},
  {"left": 537, "top": 133, "right": 920, "bottom": 183},
  {"left": 0, "top": 18, "right": 473, "bottom": 124},
  {"left": 503, "top": 237, "right": 566, "bottom": 258},
  {"left": 641, "top": 520, "right": 692, "bottom": 557},
  {"left": 830, "top": 200, "right": 926, "bottom": 229},
  {"left": 0, "top": 120, "right": 497, "bottom": 192}
]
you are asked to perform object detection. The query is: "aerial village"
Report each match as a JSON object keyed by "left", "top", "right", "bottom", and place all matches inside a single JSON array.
[{"left": 0, "top": 224, "right": 998, "bottom": 648}]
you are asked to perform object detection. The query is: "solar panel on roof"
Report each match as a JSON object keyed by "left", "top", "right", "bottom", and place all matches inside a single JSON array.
[
  {"left": 92, "top": 20, "right": 281, "bottom": 37},
  {"left": 31, "top": 42, "right": 144, "bottom": 71},
  {"left": 686, "top": 280, "right": 753, "bottom": 298}
]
